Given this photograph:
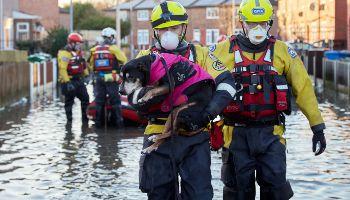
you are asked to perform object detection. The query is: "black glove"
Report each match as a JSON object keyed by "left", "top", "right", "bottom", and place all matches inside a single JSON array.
[
  {"left": 66, "top": 82, "right": 76, "bottom": 92},
  {"left": 166, "top": 61, "right": 196, "bottom": 86},
  {"left": 177, "top": 109, "right": 210, "bottom": 132},
  {"left": 312, "top": 130, "right": 326, "bottom": 156}
]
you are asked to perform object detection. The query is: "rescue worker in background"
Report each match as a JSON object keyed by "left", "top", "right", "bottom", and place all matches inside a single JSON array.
[
  {"left": 58, "top": 33, "right": 89, "bottom": 123},
  {"left": 205, "top": 0, "right": 327, "bottom": 199},
  {"left": 89, "top": 27, "right": 127, "bottom": 128},
  {"left": 136, "top": 1, "right": 236, "bottom": 199}
]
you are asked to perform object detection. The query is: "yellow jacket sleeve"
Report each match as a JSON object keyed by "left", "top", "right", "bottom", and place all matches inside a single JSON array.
[
  {"left": 57, "top": 50, "right": 71, "bottom": 83},
  {"left": 136, "top": 49, "right": 151, "bottom": 58},
  {"left": 202, "top": 40, "right": 234, "bottom": 79},
  {"left": 88, "top": 47, "right": 96, "bottom": 72},
  {"left": 275, "top": 41, "right": 325, "bottom": 129},
  {"left": 109, "top": 45, "right": 127, "bottom": 64}
]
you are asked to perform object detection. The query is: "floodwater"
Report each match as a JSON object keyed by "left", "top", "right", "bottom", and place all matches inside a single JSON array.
[{"left": 0, "top": 87, "right": 349, "bottom": 200}]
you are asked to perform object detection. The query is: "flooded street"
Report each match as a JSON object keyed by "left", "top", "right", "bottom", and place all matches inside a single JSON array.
[{"left": 0, "top": 88, "right": 350, "bottom": 200}]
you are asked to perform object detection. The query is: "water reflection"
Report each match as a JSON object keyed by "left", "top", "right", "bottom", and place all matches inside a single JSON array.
[{"left": 0, "top": 88, "right": 349, "bottom": 199}]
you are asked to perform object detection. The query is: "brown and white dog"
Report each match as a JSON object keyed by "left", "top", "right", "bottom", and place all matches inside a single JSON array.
[{"left": 120, "top": 53, "right": 214, "bottom": 153}]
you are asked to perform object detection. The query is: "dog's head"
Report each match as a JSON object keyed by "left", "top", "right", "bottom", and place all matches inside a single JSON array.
[{"left": 119, "top": 54, "right": 155, "bottom": 95}]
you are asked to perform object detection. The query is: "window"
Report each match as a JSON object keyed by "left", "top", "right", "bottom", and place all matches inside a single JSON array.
[
  {"left": 137, "top": 29, "right": 149, "bottom": 45},
  {"left": 137, "top": 10, "right": 149, "bottom": 21},
  {"left": 16, "top": 22, "right": 30, "bottom": 41},
  {"left": 206, "top": 29, "right": 219, "bottom": 45},
  {"left": 193, "top": 29, "right": 201, "bottom": 42},
  {"left": 320, "top": 4, "right": 325, "bottom": 10},
  {"left": 206, "top": 7, "right": 219, "bottom": 19}
]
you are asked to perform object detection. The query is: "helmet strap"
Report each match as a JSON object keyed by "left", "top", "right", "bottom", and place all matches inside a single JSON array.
[{"left": 179, "top": 24, "right": 187, "bottom": 43}]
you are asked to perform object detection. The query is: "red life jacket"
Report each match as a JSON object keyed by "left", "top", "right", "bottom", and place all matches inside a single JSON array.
[
  {"left": 93, "top": 45, "right": 118, "bottom": 72},
  {"left": 223, "top": 36, "right": 291, "bottom": 124},
  {"left": 67, "top": 51, "right": 86, "bottom": 76}
]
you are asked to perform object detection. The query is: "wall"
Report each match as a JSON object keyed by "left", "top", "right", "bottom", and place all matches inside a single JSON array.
[
  {"left": 19, "top": 0, "right": 60, "bottom": 31},
  {"left": 0, "top": 62, "right": 30, "bottom": 106}
]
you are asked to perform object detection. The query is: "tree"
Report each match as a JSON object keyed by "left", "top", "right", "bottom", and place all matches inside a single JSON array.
[
  {"left": 64, "top": 3, "right": 131, "bottom": 39},
  {"left": 42, "top": 27, "right": 69, "bottom": 57}
]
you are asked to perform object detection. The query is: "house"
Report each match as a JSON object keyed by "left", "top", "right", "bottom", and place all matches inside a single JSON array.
[
  {"left": 1, "top": 0, "right": 43, "bottom": 49},
  {"left": 113, "top": 0, "right": 279, "bottom": 50},
  {"left": 0, "top": 0, "right": 64, "bottom": 50},
  {"left": 114, "top": 0, "right": 235, "bottom": 50},
  {"left": 277, "top": 0, "right": 347, "bottom": 49}
]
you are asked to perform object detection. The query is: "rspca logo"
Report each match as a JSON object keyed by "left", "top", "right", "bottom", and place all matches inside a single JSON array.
[
  {"left": 252, "top": 8, "right": 265, "bottom": 15},
  {"left": 288, "top": 47, "right": 298, "bottom": 58},
  {"left": 209, "top": 44, "right": 216, "bottom": 52}
]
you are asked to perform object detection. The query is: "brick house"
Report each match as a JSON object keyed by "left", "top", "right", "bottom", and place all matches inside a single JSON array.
[
  {"left": 1, "top": 0, "right": 42, "bottom": 49},
  {"left": 1, "top": 0, "right": 64, "bottom": 50},
  {"left": 277, "top": 0, "right": 347, "bottom": 49},
  {"left": 115, "top": 0, "right": 234, "bottom": 50},
  {"left": 19, "top": 0, "right": 60, "bottom": 31}
]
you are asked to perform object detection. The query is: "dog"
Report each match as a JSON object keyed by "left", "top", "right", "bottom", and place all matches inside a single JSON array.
[{"left": 120, "top": 53, "right": 214, "bottom": 153}]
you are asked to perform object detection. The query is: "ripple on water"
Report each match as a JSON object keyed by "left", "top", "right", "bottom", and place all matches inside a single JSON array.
[{"left": 0, "top": 92, "right": 349, "bottom": 199}]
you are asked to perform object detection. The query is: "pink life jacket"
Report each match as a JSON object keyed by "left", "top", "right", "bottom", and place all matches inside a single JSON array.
[{"left": 148, "top": 53, "right": 213, "bottom": 113}]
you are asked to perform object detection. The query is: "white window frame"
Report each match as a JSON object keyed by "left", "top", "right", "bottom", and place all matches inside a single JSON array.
[
  {"left": 137, "top": 10, "right": 149, "bottom": 21},
  {"left": 206, "top": 7, "right": 219, "bottom": 19},
  {"left": 137, "top": 29, "right": 149, "bottom": 45},
  {"left": 193, "top": 29, "right": 201, "bottom": 42},
  {"left": 206, "top": 29, "right": 219, "bottom": 45},
  {"left": 16, "top": 22, "right": 30, "bottom": 41}
]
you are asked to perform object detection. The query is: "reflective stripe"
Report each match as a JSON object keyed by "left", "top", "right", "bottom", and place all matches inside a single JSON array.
[
  {"left": 95, "top": 50, "right": 111, "bottom": 54},
  {"left": 132, "top": 87, "right": 142, "bottom": 104},
  {"left": 217, "top": 83, "right": 236, "bottom": 97},
  {"left": 189, "top": 51, "right": 194, "bottom": 62},
  {"left": 264, "top": 49, "right": 272, "bottom": 62},
  {"left": 234, "top": 50, "right": 243, "bottom": 63},
  {"left": 276, "top": 85, "right": 288, "bottom": 90}
]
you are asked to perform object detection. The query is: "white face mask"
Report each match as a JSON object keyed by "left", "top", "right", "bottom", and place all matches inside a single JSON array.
[
  {"left": 160, "top": 31, "right": 180, "bottom": 50},
  {"left": 247, "top": 25, "right": 268, "bottom": 45}
]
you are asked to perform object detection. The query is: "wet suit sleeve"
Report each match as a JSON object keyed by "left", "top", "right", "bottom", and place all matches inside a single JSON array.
[
  {"left": 199, "top": 42, "right": 236, "bottom": 119},
  {"left": 278, "top": 41, "right": 325, "bottom": 132},
  {"left": 57, "top": 50, "right": 71, "bottom": 83}
]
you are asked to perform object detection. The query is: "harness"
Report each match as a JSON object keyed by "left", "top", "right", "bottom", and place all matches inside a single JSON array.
[
  {"left": 140, "top": 53, "right": 213, "bottom": 118},
  {"left": 67, "top": 51, "right": 86, "bottom": 76},
  {"left": 93, "top": 45, "right": 119, "bottom": 72},
  {"left": 150, "top": 43, "right": 197, "bottom": 63},
  {"left": 223, "top": 36, "right": 291, "bottom": 125}
]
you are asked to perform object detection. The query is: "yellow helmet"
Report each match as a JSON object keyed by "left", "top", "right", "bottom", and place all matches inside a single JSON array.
[
  {"left": 239, "top": 0, "right": 273, "bottom": 22},
  {"left": 151, "top": 1, "right": 188, "bottom": 29}
]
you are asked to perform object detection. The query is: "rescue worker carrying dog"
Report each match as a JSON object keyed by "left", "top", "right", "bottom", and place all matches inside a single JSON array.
[
  {"left": 88, "top": 27, "right": 127, "bottom": 128},
  {"left": 204, "top": 0, "right": 327, "bottom": 199},
  {"left": 58, "top": 33, "right": 89, "bottom": 123},
  {"left": 135, "top": 1, "right": 236, "bottom": 199}
]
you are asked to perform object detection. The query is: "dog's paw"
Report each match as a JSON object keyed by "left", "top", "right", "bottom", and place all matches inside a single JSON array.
[{"left": 148, "top": 135, "right": 157, "bottom": 142}]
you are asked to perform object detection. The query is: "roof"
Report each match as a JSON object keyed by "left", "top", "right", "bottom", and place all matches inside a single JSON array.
[
  {"left": 106, "top": 0, "right": 144, "bottom": 10},
  {"left": 191, "top": 0, "right": 232, "bottom": 7},
  {"left": 109, "top": 0, "right": 264, "bottom": 11},
  {"left": 12, "top": 11, "right": 41, "bottom": 20}
]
